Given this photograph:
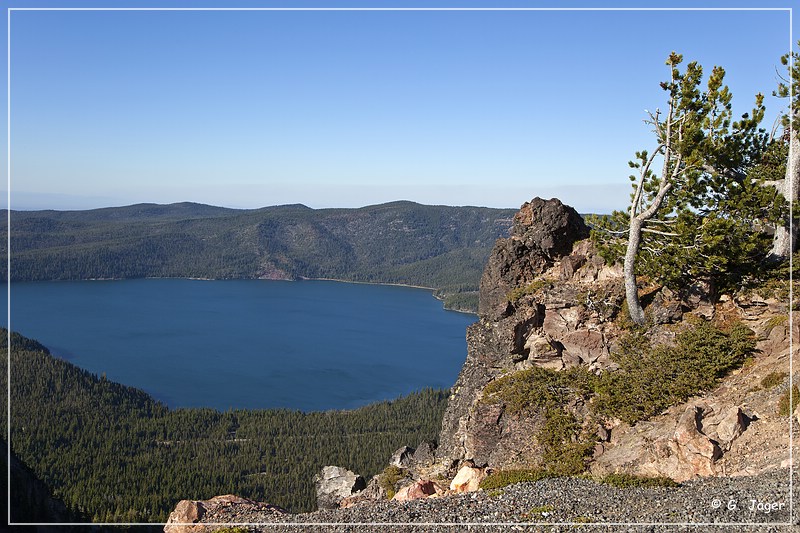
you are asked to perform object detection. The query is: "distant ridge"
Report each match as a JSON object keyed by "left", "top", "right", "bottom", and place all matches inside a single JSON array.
[{"left": 2, "top": 200, "right": 518, "bottom": 312}]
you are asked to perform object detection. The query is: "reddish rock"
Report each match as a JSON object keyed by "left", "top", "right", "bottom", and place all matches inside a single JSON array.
[{"left": 392, "top": 479, "right": 444, "bottom": 502}]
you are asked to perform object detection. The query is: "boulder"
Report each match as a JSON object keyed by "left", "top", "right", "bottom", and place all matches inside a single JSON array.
[
  {"left": 559, "top": 329, "right": 608, "bottom": 365},
  {"left": 314, "top": 466, "right": 366, "bottom": 510},
  {"left": 647, "top": 287, "right": 683, "bottom": 324},
  {"left": 701, "top": 406, "right": 751, "bottom": 452},
  {"left": 683, "top": 280, "right": 715, "bottom": 319},
  {"left": 449, "top": 465, "right": 487, "bottom": 493},
  {"left": 392, "top": 479, "right": 445, "bottom": 502},
  {"left": 164, "top": 500, "right": 206, "bottom": 533},
  {"left": 389, "top": 446, "right": 416, "bottom": 468},
  {"left": 410, "top": 440, "right": 437, "bottom": 467},
  {"left": 511, "top": 197, "right": 590, "bottom": 259},
  {"left": 672, "top": 406, "right": 722, "bottom": 478},
  {"left": 338, "top": 476, "right": 386, "bottom": 508},
  {"left": 164, "top": 495, "right": 286, "bottom": 533},
  {"left": 478, "top": 198, "right": 588, "bottom": 320},
  {"left": 525, "top": 333, "right": 563, "bottom": 370},
  {"left": 542, "top": 307, "right": 580, "bottom": 338},
  {"left": 592, "top": 404, "right": 733, "bottom": 482},
  {"left": 559, "top": 254, "right": 586, "bottom": 280}
]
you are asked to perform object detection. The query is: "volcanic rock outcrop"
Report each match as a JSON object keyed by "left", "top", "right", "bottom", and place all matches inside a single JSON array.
[{"left": 438, "top": 197, "right": 622, "bottom": 468}]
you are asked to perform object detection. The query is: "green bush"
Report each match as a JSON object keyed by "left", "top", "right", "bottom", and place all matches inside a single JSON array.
[
  {"left": 778, "top": 384, "right": 800, "bottom": 417},
  {"left": 482, "top": 366, "right": 595, "bottom": 476},
  {"left": 761, "top": 371, "right": 788, "bottom": 390},
  {"left": 483, "top": 366, "right": 594, "bottom": 415},
  {"left": 593, "top": 320, "right": 755, "bottom": 424},
  {"left": 378, "top": 465, "right": 405, "bottom": 499}
]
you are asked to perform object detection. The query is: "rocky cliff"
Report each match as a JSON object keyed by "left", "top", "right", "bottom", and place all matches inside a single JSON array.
[
  {"left": 436, "top": 196, "right": 795, "bottom": 482},
  {"left": 438, "top": 197, "right": 622, "bottom": 468},
  {"left": 164, "top": 197, "right": 797, "bottom": 531}
]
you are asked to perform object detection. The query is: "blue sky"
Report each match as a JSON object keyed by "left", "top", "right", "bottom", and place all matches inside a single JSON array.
[{"left": 2, "top": 1, "right": 795, "bottom": 212}]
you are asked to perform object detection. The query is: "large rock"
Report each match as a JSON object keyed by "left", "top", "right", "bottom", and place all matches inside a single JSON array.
[
  {"left": 389, "top": 446, "right": 416, "bottom": 468},
  {"left": 478, "top": 198, "right": 589, "bottom": 320},
  {"left": 338, "top": 475, "right": 388, "bottom": 508},
  {"left": 449, "top": 464, "right": 487, "bottom": 492},
  {"left": 164, "top": 500, "right": 206, "bottom": 533},
  {"left": 439, "top": 198, "right": 605, "bottom": 467},
  {"left": 392, "top": 479, "right": 445, "bottom": 502},
  {"left": 314, "top": 466, "right": 366, "bottom": 510},
  {"left": 591, "top": 404, "right": 746, "bottom": 482},
  {"left": 164, "top": 495, "right": 286, "bottom": 533},
  {"left": 559, "top": 329, "right": 609, "bottom": 365},
  {"left": 410, "top": 440, "right": 437, "bottom": 467}
]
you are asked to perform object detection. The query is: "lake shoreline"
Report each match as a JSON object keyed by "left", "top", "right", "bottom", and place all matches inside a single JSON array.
[{"left": 40, "top": 275, "right": 480, "bottom": 315}]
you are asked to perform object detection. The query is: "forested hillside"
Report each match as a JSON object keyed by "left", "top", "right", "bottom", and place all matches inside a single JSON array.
[
  {"left": 2, "top": 201, "right": 516, "bottom": 311},
  {"left": 2, "top": 329, "right": 449, "bottom": 522}
]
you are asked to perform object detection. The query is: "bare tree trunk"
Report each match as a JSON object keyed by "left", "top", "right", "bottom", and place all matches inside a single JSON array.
[
  {"left": 624, "top": 218, "right": 646, "bottom": 325},
  {"left": 768, "top": 116, "right": 799, "bottom": 261}
]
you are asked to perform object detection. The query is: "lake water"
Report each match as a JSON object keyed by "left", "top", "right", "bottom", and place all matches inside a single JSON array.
[{"left": 5, "top": 279, "right": 475, "bottom": 412}]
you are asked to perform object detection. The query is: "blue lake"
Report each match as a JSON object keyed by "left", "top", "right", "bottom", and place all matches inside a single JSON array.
[{"left": 5, "top": 279, "right": 475, "bottom": 412}]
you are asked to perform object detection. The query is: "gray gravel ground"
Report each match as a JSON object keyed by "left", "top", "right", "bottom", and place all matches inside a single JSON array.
[{"left": 198, "top": 467, "right": 799, "bottom": 532}]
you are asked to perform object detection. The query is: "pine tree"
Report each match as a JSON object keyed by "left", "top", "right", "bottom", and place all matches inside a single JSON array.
[
  {"left": 766, "top": 42, "right": 799, "bottom": 261},
  {"left": 590, "top": 53, "right": 782, "bottom": 324}
]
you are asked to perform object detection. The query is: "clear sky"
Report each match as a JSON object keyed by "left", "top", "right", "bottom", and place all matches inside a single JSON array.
[{"left": 2, "top": 1, "right": 795, "bottom": 212}]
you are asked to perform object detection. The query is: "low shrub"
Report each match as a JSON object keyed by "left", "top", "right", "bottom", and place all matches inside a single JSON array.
[
  {"left": 482, "top": 366, "right": 595, "bottom": 475},
  {"left": 778, "top": 384, "right": 800, "bottom": 417},
  {"left": 593, "top": 320, "right": 755, "bottom": 424},
  {"left": 479, "top": 469, "right": 549, "bottom": 490},
  {"left": 379, "top": 465, "right": 405, "bottom": 499},
  {"left": 761, "top": 371, "right": 788, "bottom": 390},
  {"left": 598, "top": 473, "right": 679, "bottom": 488}
]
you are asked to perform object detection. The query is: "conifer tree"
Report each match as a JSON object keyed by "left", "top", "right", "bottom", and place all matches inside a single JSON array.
[
  {"left": 590, "top": 53, "right": 781, "bottom": 325},
  {"left": 766, "top": 43, "right": 799, "bottom": 261}
]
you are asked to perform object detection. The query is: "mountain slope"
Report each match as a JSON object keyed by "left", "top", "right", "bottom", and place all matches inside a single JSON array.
[
  {"left": 2, "top": 329, "right": 449, "bottom": 520},
  {"left": 3, "top": 201, "right": 517, "bottom": 311}
]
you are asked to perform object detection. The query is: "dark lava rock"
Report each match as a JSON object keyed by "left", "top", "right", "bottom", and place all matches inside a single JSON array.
[{"left": 478, "top": 197, "right": 588, "bottom": 321}]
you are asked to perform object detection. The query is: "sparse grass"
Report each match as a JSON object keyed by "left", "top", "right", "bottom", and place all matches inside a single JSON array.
[
  {"left": 520, "top": 504, "right": 556, "bottom": 521},
  {"left": 507, "top": 278, "right": 554, "bottom": 302},
  {"left": 763, "top": 314, "right": 789, "bottom": 337},
  {"left": 762, "top": 371, "right": 788, "bottom": 390},
  {"left": 598, "top": 473, "right": 679, "bottom": 488},
  {"left": 778, "top": 384, "right": 800, "bottom": 417},
  {"left": 213, "top": 528, "right": 249, "bottom": 533}
]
